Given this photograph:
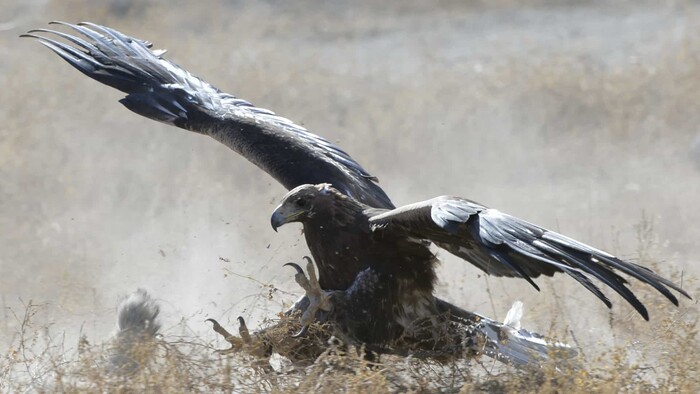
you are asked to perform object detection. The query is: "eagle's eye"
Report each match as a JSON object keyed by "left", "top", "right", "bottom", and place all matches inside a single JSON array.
[{"left": 295, "top": 198, "right": 307, "bottom": 208}]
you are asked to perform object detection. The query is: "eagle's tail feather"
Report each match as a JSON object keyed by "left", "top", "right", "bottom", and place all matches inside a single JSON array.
[
  {"left": 470, "top": 302, "right": 578, "bottom": 368},
  {"left": 436, "top": 298, "right": 577, "bottom": 368}
]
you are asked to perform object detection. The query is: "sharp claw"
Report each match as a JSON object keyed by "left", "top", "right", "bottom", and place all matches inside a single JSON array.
[
  {"left": 206, "top": 318, "right": 234, "bottom": 339},
  {"left": 285, "top": 257, "right": 331, "bottom": 340},
  {"left": 237, "top": 316, "right": 251, "bottom": 343},
  {"left": 284, "top": 262, "right": 304, "bottom": 275},
  {"left": 292, "top": 324, "right": 310, "bottom": 338},
  {"left": 207, "top": 318, "right": 244, "bottom": 353}
]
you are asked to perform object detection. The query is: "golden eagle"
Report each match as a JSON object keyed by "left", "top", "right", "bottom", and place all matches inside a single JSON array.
[{"left": 24, "top": 23, "right": 690, "bottom": 359}]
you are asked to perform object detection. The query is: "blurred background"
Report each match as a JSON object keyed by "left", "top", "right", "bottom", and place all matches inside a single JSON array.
[{"left": 1, "top": 0, "right": 699, "bottom": 353}]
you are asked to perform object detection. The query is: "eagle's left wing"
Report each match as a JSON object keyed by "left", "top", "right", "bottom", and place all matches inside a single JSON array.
[
  {"left": 367, "top": 196, "right": 691, "bottom": 320},
  {"left": 22, "top": 22, "right": 394, "bottom": 209}
]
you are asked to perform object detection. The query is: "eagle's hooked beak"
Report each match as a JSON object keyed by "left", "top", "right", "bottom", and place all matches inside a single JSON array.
[
  {"left": 270, "top": 210, "right": 285, "bottom": 232},
  {"left": 270, "top": 203, "right": 304, "bottom": 232}
]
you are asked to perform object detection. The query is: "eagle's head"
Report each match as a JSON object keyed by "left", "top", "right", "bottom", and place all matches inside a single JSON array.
[{"left": 270, "top": 183, "right": 345, "bottom": 231}]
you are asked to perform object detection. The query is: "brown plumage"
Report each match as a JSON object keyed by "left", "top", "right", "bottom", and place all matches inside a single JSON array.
[{"left": 271, "top": 184, "right": 690, "bottom": 345}]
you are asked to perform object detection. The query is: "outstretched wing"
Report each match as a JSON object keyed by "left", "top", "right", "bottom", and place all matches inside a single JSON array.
[
  {"left": 23, "top": 22, "right": 393, "bottom": 209},
  {"left": 367, "top": 197, "right": 691, "bottom": 320}
]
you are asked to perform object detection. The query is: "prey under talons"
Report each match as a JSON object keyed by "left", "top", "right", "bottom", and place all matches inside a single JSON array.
[
  {"left": 284, "top": 256, "right": 333, "bottom": 338},
  {"left": 206, "top": 316, "right": 252, "bottom": 354}
]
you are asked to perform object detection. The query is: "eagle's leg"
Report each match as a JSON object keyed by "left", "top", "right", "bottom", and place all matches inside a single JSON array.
[
  {"left": 206, "top": 316, "right": 251, "bottom": 354},
  {"left": 284, "top": 257, "right": 333, "bottom": 338}
]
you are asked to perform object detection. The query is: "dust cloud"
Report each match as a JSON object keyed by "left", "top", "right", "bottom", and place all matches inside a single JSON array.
[{"left": 1, "top": 0, "right": 698, "bottom": 354}]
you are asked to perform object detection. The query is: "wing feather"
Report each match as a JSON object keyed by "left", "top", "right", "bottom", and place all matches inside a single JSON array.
[
  {"left": 368, "top": 196, "right": 691, "bottom": 320},
  {"left": 23, "top": 22, "right": 393, "bottom": 208}
]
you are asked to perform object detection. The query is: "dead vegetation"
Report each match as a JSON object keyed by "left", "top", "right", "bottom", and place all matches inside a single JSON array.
[{"left": 2, "top": 241, "right": 697, "bottom": 393}]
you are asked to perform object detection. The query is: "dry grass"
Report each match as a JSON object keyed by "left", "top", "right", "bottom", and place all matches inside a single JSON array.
[{"left": 2, "top": 231, "right": 697, "bottom": 393}]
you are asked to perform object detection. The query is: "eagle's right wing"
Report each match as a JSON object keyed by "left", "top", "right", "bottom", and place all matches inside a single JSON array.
[
  {"left": 23, "top": 22, "right": 394, "bottom": 209},
  {"left": 368, "top": 196, "right": 691, "bottom": 320}
]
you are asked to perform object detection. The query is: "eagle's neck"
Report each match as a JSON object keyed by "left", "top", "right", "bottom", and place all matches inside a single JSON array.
[
  {"left": 302, "top": 192, "right": 371, "bottom": 290},
  {"left": 312, "top": 190, "right": 368, "bottom": 228}
]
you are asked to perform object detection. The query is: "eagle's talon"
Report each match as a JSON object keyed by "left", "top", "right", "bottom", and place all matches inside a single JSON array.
[
  {"left": 207, "top": 317, "right": 250, "bottom": 354},
  {"left": 237, "top": 316, "right": 252, "bottom": 343},
  {"left": 285, "top": 257, "right": 333, "bottom": 338},
  {"left": 302, "top": 256, "right": 320, "bottom": 289},
  {"left": 283, "top": 262, "right": 304, "bottom": 275},
  {"left": 291, "top": 324, "right": 310, "bottom": 338}
]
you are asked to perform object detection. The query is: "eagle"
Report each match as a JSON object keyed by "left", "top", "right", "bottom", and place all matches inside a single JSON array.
[{"left": 24, "top": 22, "right": 690, "bottom": 360}]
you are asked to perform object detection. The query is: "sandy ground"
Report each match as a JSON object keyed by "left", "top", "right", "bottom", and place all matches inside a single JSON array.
[{"left": 1, "top": 0, "right": 699, "bottom": 355}]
